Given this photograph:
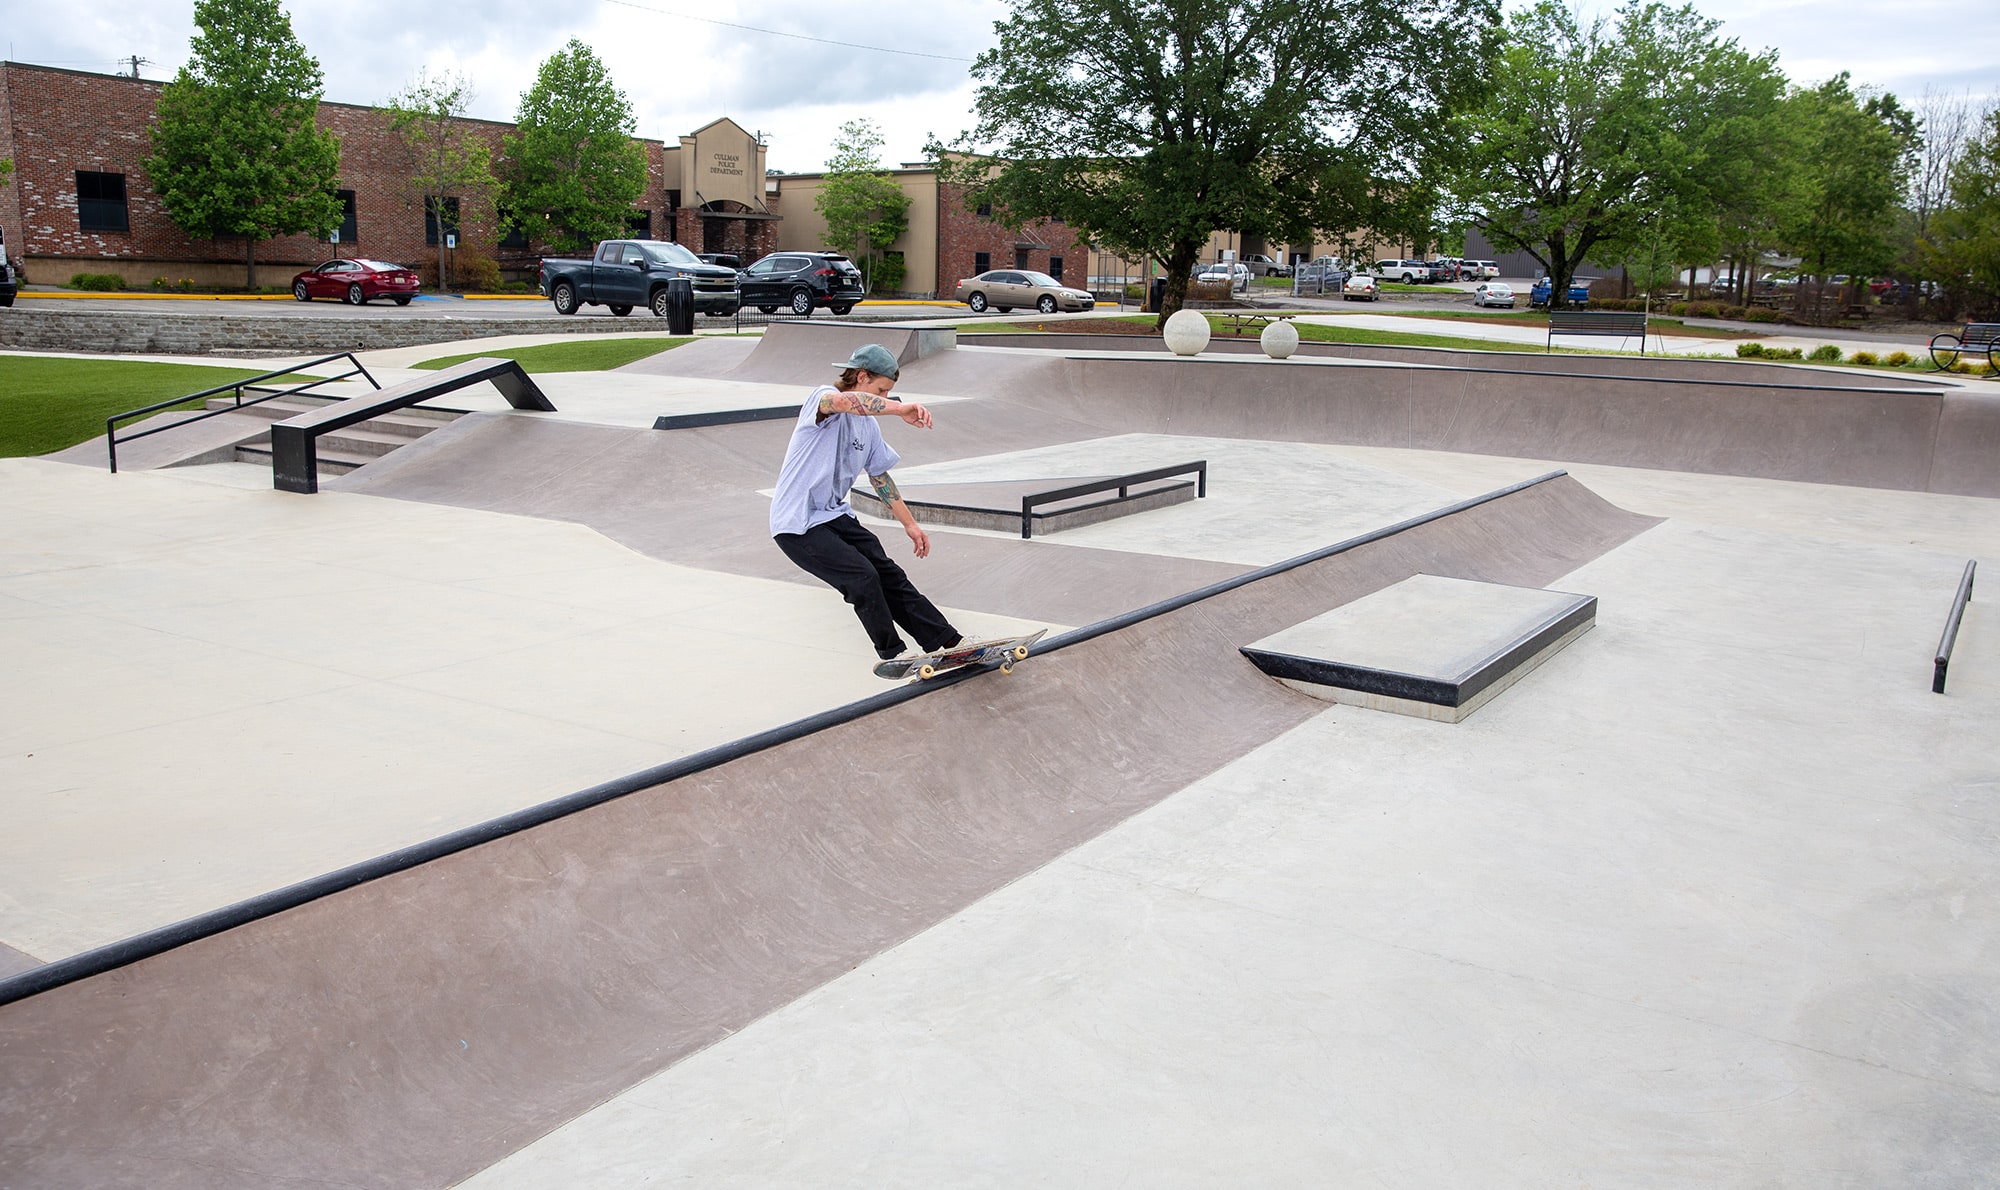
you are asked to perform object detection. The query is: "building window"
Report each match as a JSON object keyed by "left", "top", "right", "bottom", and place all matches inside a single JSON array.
[
  {"left": 975, "top": 200, "right": 992, "bottom": 217},
  {"left": 424, "top": 196, "right": 460, "bottom": 246},
  {"left": 498, "top": 208, "right": 529, "bottom": 252},
  {"left": 76, "top": 171, "right": 129, "bottom": 233},
  {"left": 335, "top": 190, "right": 358, "bottom": 244},
  {"left": 973, "top": 251, "right": 990, "bottom": 275},
  {"left": 1049, "top": 256, "right": 1063, "bottom": 282},
  {"left": 1014, "top": 248, "right": 1030, "bottom": 270},
  {"left": 627, "top": 210, "right": 652, "bottom": 239}
]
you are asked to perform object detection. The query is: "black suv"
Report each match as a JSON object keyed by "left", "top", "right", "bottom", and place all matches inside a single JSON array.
[{"left": 740, "top": 251, "right": 866, "bottom": 316}]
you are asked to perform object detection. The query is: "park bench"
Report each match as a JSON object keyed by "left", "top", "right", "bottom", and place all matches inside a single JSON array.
[
  {"left": 1929, "top": 322, "right": 2000, "bottom": 372},
  {"left": 1547, "top": 309, "right": 1649, "bottom": 355}
]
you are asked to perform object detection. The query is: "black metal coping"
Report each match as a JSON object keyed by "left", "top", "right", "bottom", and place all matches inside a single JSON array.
[
  {"left": 1238, "top": 594, "right": 1596, "bottom": 708},
  {"left": 0, "top": 469, "right": 1569, "bottom": 1007},
  {"left": 1935, "top": 560, "right": 1977, "bottom": 693},
  {"left": 653, "top": 406, "right": 798, "bottom": 431}
]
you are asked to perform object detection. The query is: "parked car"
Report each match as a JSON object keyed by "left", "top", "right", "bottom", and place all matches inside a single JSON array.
[
  {"left": 539, "top": 239, "right": 740, "bottom": 318},
  {"left": 741, "top": 250, "right": 866, "bottom": 316},
  {"left": 1343, "top": 273, "right": 1380, "bottom": 301},
  {"left": 1197, "top": 262, "right": 1252, "bottom": 286},
  {"left": 697, "top": 253, "right": 743, "bottom": 271},
  {"left": 291, "top": 258, "right": 420, "bottom": 306},
  {"left": 0, "top": 225, "right": 15, "bottom": 307},
  {"left": 1372, "top": 258, "right": 1434, "bottom": 284},
  {"left": 1471, "top": 281, "right": 1515, "bottom": 308},
  {"left": 1240, "top": 253, "right": 1283, "bottom": 277},
  {"left": 1462, "top": 260, "right": 1499, "bottom": 280},
  {"left": 1528, "top": 277, "right": 1593, "bottom": 307},
  {"left": 955, "top": 269, "right": 1095, "bottom": 313}
]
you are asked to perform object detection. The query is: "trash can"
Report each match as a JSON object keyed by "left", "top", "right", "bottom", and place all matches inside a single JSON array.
[
  {"left": 1148, "top": 276, "right": 1167, "bottom": 314},
  {"left": 665, "top": 276, "right": 695, "bottom": 335}
]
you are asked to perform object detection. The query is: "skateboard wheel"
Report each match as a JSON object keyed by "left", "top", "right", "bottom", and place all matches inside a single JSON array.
[
  {"left": 919, "top": 664, "right": 936, "bottom": 679},
  {"left": 1012, "top": 645, "right": 1030, "bottom": 661},
  {"left": 1000, "top": 662, "right": 1013, "bottom": 675}
]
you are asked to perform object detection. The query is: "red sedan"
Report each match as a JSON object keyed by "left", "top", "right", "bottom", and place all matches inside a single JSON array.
[{"left": 291, "top": 258, "right": 420, "bottom": 306}]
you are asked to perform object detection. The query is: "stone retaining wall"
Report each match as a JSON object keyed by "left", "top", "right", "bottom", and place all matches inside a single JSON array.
[{"left": 0, "top": 308, "right": 691, "bottom": 356}]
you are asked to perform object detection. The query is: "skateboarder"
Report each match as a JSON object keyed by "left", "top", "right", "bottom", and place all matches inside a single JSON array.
[{"left": 770, "top": 343, "right": 964, "bottom": 663}]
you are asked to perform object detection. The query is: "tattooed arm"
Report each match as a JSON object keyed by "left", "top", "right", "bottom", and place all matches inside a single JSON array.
[
  {"left": 817, "top": 390, "right": 934, "bottom": 427},
  {"left": 870, "top": 470, "right": 931, "bottom": 558}
]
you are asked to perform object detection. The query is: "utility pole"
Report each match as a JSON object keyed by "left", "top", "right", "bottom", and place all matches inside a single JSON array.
[{"left": 125, "top": 55, "right": 150, "bottom": 79}]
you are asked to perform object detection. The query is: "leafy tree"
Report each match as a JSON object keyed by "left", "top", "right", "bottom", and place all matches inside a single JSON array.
[
  {"left": 386, "top": 69, "right": 498, "bottom": 292},
  {"left": 816, "top": 119, "right": 912, "bottom": 294},
  {"left": 1779, "top": 75, "right": 1915, "bottom": 317},
  {"left": 498, "top": 39, "right": 648, "bottom": 255},
  {"left": 1927, "top": 108, "right": 2000, "bottom": 317},
  {"left": 932, "top": 0, "right": 1497, "bottom": 323},
  {"left": 1448, "top": 1, "right": 1771, "bottom": 309},
  {"left": 0, "top": 158, "right": 12, "bottom": 187},
  {"left": 144, "top": 0, "right": 342, "bottom": 287}
]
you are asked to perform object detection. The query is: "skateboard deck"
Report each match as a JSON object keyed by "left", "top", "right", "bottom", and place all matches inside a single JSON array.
[{"left": 873, "top": 629, "right": 1049, "bottom": 681}]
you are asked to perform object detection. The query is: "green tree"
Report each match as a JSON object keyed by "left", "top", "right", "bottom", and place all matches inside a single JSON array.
[
  {"left": 386, "top": 69, "right": 498, "bottom": 292},
  {"left": 816, "top": 119, "right": 912, "bottom": 295},
  {"left": 1448, "top": 1, "right": 1771, "bottom": 309},
  {"left": 1927, "top": 108, "right": 2000, "bottom": 317},
  {"left": 1780, "top": 74, "right": 1915, "bottom": 317},
  {"left": 498, "top": 39, "right": 648, "bottom": 255},
  {"left": 144, "top": 0, "right": 342, "bottom": 288},
  {"left": 932, "top": 0, "right": 1497, "bottom": 324}
]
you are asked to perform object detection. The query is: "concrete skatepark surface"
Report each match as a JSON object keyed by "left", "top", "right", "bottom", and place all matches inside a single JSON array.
[{"left": 2, "top": 321, "right": 1998, "bottom": 1186}]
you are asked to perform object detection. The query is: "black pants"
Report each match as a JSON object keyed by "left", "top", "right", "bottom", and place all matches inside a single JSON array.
[{"left": 775, "top": 515, "right": 960, "bottom": 659}]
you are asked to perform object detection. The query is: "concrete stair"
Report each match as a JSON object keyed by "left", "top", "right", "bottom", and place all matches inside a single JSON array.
[{"left": 213, "top": 392, "right": 461, "bottom": 478}]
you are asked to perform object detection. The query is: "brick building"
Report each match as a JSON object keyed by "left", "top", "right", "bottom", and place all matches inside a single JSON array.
[{"left": 0, "top": 62, "right": 746, "bottom": 289}]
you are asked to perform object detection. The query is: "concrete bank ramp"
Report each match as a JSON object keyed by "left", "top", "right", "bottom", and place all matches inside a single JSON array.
[
  {"left": 721, "top": 319, "right": 960, "bottom": 386},
  {"left": 0, "top": 473, "right": 1657, "bottom": 1189}
]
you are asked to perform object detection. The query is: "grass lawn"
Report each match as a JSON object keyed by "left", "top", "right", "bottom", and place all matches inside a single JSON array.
[
  {"left": 954, "top": 315, "right": 1545, "bottom": 353},
  {"left": 1400, "top": 307, "right": 1763, "bottom": 340},
  {"left": 0, "top": 356, "right": 303, "bottom": 458},
  {"left": 413, "top": 336, "right": 695, "bottom": 373}
]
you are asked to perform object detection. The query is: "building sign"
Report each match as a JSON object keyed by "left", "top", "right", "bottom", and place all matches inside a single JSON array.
[{"left": 676, "top": 118, "right": 766, "bottom": 212}]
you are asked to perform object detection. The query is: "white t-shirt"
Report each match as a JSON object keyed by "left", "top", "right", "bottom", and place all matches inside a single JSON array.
[{"left": 768, "top": 385, "right": 901, "bottom": 536}]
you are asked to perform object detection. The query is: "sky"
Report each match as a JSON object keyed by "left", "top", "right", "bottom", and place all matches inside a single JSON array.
[{"left": 3, "top": 0, "right": 1995, "bottom": 173}]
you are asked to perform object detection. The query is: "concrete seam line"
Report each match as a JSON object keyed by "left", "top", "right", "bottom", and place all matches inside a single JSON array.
[{"left": 0, "top": 469, "right": 1567, "bottom": 1007}]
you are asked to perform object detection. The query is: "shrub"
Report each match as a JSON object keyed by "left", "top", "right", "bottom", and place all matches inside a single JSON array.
[
  {"left": 1743, "top": 308, "right": 1780, "bottom": 323},
  {"left": 150, "top": 276, "right": 169, "bottom": 290},
  {"left": 1666, "top": 302, "right": 1689, "bottom": 317},
  {"left": 1767, "top": 346, "right": 1804, "bottom": 360},
  {"left": 1808, "top": 344, "right": 1843, "bottom": 362},
  {"left": 69, "top": 272, "right": 124, "bottom": 291},
  {"left": 1885, "top": 351, "right": 1912, "bottom": 367},
  {"left": 1850, "top": 350, "right": 1877, "bottom": 366},
  {"left": 1684, "top": 301, "right": 1724, "bottom": 319},
  {"left": 1736, "top": 343, "right": 1766, "bottom": 358},
  {"left": 1723, "top": 305, "right": 1748, "bottom": 320}
]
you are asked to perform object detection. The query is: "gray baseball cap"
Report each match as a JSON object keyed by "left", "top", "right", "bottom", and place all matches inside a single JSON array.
[{"left": 833, "top": 343, "right": 900, "bottom": 379}]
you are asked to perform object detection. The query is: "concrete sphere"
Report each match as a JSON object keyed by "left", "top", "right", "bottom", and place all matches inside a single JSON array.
[
  {"left": 1162, "top": 308, "right": 1211, "bottom": 356},
  {"left": 1259, "top": 319, "right": 1300, "bottom": 359}
]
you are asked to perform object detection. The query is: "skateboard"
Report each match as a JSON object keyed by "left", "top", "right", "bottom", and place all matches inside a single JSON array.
[{"left": 873, "top": 629, "right": 1049, "bottom": 681}]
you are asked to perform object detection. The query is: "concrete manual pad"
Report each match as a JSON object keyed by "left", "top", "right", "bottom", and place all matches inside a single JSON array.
[{"left": 1241, "top": 573, "right": 1596, "bottom": 721}]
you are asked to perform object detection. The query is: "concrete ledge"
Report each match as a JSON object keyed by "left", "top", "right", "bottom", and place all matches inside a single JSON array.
[
  {"left": 1241, "top": 574, "right": 1597, "bottom": 722},
  {"left": 0, "top": 307, "right": 687, "bottom": 356}
]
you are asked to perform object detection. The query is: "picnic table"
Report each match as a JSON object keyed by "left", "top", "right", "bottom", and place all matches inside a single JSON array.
[{"left": 1220, "top": 312, "right": 1296, "bottom": 335}]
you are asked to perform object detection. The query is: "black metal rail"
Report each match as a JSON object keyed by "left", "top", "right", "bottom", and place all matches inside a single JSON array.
[
  {"left": 1021, "top": 460, "right": 1207, "bottom": 538},
  {"left": 1935, "top": 560, "right": 1977, "bottom": 693},
  {"left": 105, "top": 351, "right": 378, "bottom": 473}
]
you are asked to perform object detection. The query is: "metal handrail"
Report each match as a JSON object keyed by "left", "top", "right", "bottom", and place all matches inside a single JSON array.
[
  {"left": 1021, "top": 460, "right": 1206, "bottom": 538},
  {"left": 105, "top": 351, "right": 379, "bottom": 473},
  {"left": 1935, "top": 560, "right": 1977, "bottom": 693}
]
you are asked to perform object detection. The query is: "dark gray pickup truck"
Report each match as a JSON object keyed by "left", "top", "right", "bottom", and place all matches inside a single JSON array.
[{"left": 538, "top": 239, "right": 739, "bottom": 318}]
